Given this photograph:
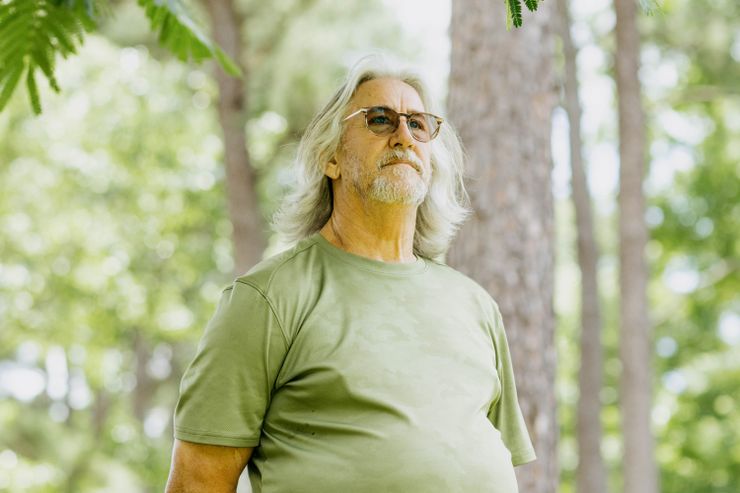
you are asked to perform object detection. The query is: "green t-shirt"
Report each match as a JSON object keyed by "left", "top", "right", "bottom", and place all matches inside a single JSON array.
[{"left": 174, "top": 232, "right": 536, "bottom": 493}]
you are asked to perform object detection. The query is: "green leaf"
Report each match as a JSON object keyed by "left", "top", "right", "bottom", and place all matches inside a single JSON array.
[
  {"left": 137, "top": 0, "right": 243, "bottom": 77},
  {"left": 52, "top": 0, "right": 107, "bottom": 24},
  {"left": 0, "top": 63, "right": 24, "bottom": 112},
  {"left": 213, "top": 46, "right": 241, "bottom": 77},
  {"left": 524, "top": 0, "right": 538, "bottom": 12},
  {"left": 46, "top": 19, "right": 78, "bottom": 53},
  {"left": 506, "top": 0, "right": 523, "bottom": 29},
  {"left": 31, "top": 48, "right": 60, "bottom": 92},
  {"left": 26, "top": 65, "right": 41, "bottom": 114},
  {"left": 0, "top": 32, "right": 30, "bottom": 61},
  {"left": 0, "top": 0, "right": 96, "bottom": 114}
]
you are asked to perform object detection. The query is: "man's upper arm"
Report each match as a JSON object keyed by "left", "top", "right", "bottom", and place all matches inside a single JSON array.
[
  {"left": 165, "top": 439, "right": 253, "bottom": 493},
  {"left": 174, "top": 281, "right": 288, "bottom": 447}
]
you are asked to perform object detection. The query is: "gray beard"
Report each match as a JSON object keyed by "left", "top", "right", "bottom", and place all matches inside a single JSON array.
[
  {"left": 364, "top": 166, "right": 427, "bottom": 205},
  {"left": 348, "top": 156, "right": 429, "bottom": 206}
]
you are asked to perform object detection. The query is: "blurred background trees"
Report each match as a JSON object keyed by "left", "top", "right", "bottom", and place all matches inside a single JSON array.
[
  {"left": 1, "top": 0, "right": 738, "bottom": 492},
  {"left": 613, "top": 0, "right": 659, "bottom": 491},
  {"left": 553, "top": 0, "right": 739, "bottom": 492},
  {"left": 556, "top": 0, "right": 608, "bottom": 490}
]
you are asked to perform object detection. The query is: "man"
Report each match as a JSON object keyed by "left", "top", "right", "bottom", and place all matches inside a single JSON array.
[{"left": 166, "top": 57, "right": 536, "bottom": 493}]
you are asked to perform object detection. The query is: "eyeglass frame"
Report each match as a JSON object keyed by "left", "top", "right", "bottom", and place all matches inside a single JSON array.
[{"left": 342, "top": 106, "right": 444, "bottom": 142}]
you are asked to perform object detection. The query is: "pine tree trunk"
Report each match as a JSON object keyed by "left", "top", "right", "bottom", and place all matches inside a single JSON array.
[
  {"left": 556, "top": 0, "right": 608, "bottom": 491},
  {"left": 203, "top": 0, "right": 265, "bottom": 276},
  {"left": 613, "top": 0, "right": 659, "bottom": 492},
  {"left": 447, "top": 2, "right": 557, "bottom": 492}
]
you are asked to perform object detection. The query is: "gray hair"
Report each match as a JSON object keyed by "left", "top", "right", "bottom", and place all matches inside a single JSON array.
[{"left": 271, "top": 56, "right": 471, "bottom": 261}]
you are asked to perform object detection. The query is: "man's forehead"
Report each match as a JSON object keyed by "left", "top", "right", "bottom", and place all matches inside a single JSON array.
[{"left": 350, "top": 78, "right": 425, "bottom": 113}]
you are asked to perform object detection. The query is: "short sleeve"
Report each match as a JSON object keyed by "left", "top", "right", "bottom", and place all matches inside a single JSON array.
[
  {"left": 486, "top": 302, "right": 537, "bottom": 466},
  {"left": 173, "top": 280, "right": 288, "bottom": 447}
]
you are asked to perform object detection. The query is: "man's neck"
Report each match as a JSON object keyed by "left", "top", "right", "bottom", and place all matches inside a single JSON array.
[{"left": 319, "top": 199, "right": 418, "bottom": 264}]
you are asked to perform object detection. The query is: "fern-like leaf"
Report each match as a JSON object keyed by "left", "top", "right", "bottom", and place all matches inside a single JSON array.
[
  {"left": 0, "top": 64, "right": 24, "bottom": 111},
  {"left": 0, "top": 0, "right": 237, "bottom": 114},
  {"left": 506, "top": 0, "right": 523, "bottom": 29},
  {"left": 26, "top": 65, "right": 41, "bottom": 114},
  {"left": 0, "top": 0, "right": 99, "bottom": 114},
  {"left": 137, "top": 0, "right": 242, "bottom": 77},
  {"left": 51, "top": 0, "right": 104, "bottom": 21},
  {"left": 524, "top": 0, "right": 538, "bottom": 12}
]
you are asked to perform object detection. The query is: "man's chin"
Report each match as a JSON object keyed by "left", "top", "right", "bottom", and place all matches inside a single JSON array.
[
  {"left": 369, "top": 185, "right": 427, "bottom": 206},
  {"left": 375, "top": 197, "right": 423, "bottom": 206}
]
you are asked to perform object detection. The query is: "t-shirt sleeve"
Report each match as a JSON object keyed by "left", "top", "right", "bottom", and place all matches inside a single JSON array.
[
  {"left": 487, "top": 302, "right": 537, "bottom": 466},
  {"left": 173, "top": 280, "right": 288, "bottom": 447}
]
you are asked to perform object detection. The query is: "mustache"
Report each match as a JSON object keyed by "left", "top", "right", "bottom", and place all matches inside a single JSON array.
[{"left": 377, "top": 150, "right": 424, "bottom": 172}]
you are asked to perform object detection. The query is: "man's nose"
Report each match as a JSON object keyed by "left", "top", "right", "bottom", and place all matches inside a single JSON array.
[{"left": 389, "top": 116, "right": 415, "bottom": 148}]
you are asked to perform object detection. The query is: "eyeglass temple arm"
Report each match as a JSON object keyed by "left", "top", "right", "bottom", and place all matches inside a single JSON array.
[{"left": 342, "top": 108, "right": 367, "bottom": 121}]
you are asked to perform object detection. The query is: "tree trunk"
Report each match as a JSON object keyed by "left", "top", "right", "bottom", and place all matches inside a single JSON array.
[
  {"left": 447, "top": 2, "right": 557, "bottom": 492},
  {"left": 613, "top": 1, "right": 659, "bottom": 492},
  {"left": 133, "top": 329, "right": 153, "bottom": 423},
  {"left": 203, "top": 0, "right": 265, "bottom": 276},
  {"left": 556, "top": 0, "right": 608, "bottom": 491}
]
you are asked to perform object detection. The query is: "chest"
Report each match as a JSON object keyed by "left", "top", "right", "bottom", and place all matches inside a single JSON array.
[{"left": 274, "top": 278, "right": 499, "bottom": 409}]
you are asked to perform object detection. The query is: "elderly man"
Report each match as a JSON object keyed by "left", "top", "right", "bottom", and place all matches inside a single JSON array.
[{"left": 166, "top": 58, "right": 535, "bottom": 493}]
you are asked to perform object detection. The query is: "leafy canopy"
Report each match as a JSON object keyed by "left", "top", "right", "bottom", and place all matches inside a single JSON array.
[{"left": 0, "top": 0, "right": 240, "bottom": 115}]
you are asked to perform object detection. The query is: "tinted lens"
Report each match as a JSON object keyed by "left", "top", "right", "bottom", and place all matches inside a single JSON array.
[
  {"left": 408, "top": 114, "right": 439, "bottom": 142},
  {"left": 365, "top": 107, "right": 399, "bottom": 135},
  {"left": 363, "top": 107, "right": 441, "bottom": 142}
]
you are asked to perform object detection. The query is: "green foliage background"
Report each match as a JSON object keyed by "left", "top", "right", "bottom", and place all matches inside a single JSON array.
[
  {"left": 553, "top": 1, "right": 740, "bottom": 492},
  {"left": 1, "top": 0, "right": 738, "bottom": 491}
]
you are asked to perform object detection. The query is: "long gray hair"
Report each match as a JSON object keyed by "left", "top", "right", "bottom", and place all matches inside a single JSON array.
[{"left": 271, "top": 56, "right": 471, "bottom": 261}]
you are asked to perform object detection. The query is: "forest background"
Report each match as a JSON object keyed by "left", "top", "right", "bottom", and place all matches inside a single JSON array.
[{"left": 0, "top": 0, "right": 738, "bottom": 492}]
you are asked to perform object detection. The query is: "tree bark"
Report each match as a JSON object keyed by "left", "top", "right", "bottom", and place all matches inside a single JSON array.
[
  {"left": 447, "top": 2, "right": 557, "bottom": 492},
  {"left": 613, "top": 1, "right": 659, "bottom": 492},
  {"left": 556, "top": 0, "right": 608, "bottom": 491},
  {"left": 203, "top": 0, "right": 265, "bottom": 276}
]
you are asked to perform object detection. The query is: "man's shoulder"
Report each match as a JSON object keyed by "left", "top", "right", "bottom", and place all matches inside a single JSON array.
[
  {"left": 234, "top": 234, "right": 321, "bottom": 295},
  {"left": 423, "top": 259, "right": 502, "bottom": 320},
  {"left": 425, "top": 258, "right": 491, "bottom": 294}
]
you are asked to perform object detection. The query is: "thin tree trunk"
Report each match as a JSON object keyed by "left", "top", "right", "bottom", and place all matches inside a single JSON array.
[
  {"left": 62, "top": 389, "right": 110, "bottom": 493},
  {"left": 447, "top": 2, "right": 557, "bottom": 492},
  {"left": 613, "top": 0, "right": 659, "bottom": 492},
  {"left": 556, "top": 0, "right": 608, "bottom": 491},
  {"left": 203, "top": 0, "right": 265, "bottom": 276},
  {"left": 133, "top": 329, "right": 153, "bottom": 423}
]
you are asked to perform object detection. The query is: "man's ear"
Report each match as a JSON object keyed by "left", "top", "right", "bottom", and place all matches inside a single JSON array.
[{"left": 325, "top": 157, "right": 341, "bottom": 179}]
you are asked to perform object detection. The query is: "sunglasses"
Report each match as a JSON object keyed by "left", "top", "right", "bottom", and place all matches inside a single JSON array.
[{"left": 343, "top": 106, "right": 443, "bottom": 143}]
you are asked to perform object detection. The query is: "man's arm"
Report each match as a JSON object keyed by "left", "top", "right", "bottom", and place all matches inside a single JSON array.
[{"left": 165, "top": 439, "right": 253, "bottom": 493}]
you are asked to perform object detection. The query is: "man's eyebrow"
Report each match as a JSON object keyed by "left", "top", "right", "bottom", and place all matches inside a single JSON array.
[{"left": 373, "top": 105, "right": 426, "bottom": 114}]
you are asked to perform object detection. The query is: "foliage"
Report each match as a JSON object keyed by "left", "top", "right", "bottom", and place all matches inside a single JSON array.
[
  {"left": 645, "top": 0, "right": 740, "bottom": 484},
  {"left": 0, "top": 0, "right": 238, "bottom": 115},
  {"left": 554, "top": 0, "right": 738, "bottom": 491},
  {"left": 505, "top": 0, "right": 538, "bottom": 29},
  {"left": 136, "top": 0, "right": 241, "bottom": 76},
  {"left": 0, "top": 0, "right": 97, "bottom": 113}
]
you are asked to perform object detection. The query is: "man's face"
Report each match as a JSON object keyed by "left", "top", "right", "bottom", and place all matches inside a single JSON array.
[{"left": 332, "top": 78, "right": 433, "bottom": 207}]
